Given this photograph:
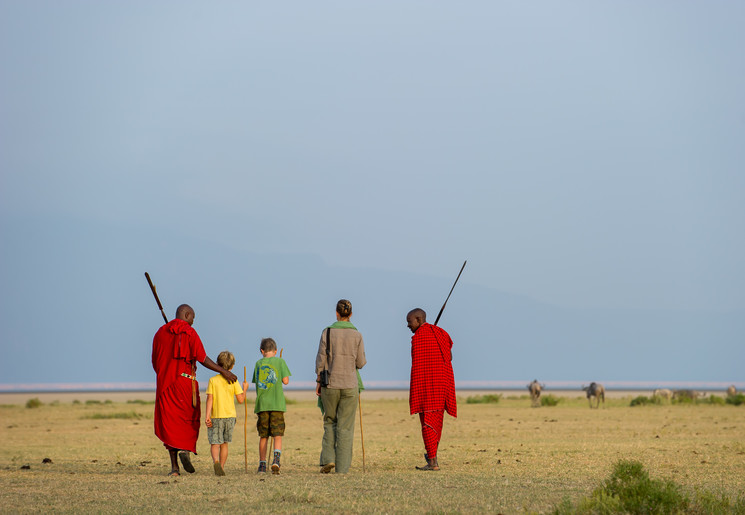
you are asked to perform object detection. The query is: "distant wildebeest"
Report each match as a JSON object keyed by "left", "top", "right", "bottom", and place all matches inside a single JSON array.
[
  {"left": 653, "top": 388, "right": 672, "bottom": 402},
  {"left": 527, "top": 380, "right": 544, "bottom": 407},
  {"left": 727, "top": 385, "right": 737, "bottom": 397},
  {"left": 582, "top": 382, "right": 605, "bottom": 408},
  {"left": 672, "top": 389, "right": 702, "bottom": 402}
]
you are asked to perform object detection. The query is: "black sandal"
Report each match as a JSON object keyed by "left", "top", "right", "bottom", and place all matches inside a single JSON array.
[{"left": 178, "top": 452, "right": 195, "bottom": 474}]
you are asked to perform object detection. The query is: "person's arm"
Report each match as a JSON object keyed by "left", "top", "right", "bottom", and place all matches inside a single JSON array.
[
  {"left": 205, "top": 393, "right": 213, "bottom": 427},
  {"left": 200, "top": 356, "right": 237, "bottom": 383},
  {"left": 236, "top": 381, "right": 248, "bottom": 404},
  {"left": 282, "top": 360, "right": 291, "bottom": 386},
  {"left": 356, "top": 334, "right": 367, "bottom": 369},
  {"left": 315, "top": 332, "right": 326, "bottom": 396}
]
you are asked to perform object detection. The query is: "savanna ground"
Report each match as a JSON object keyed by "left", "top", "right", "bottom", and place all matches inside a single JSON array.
[{"left": 1, "top": 390, "right": 743, "bottom": 513}]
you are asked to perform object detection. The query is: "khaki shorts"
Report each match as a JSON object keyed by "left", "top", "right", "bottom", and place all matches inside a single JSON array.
[
  {"left": 207, "top": 417, "right": 236, "bottom": 444},
  {"left": 256, "top": 411, "right": 285, "bottom": 438}
]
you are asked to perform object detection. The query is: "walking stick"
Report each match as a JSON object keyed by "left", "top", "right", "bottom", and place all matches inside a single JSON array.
[
  {"left": 244, "top": 366, "right": 248, "bottom": 473},
  {"left": 359, "top": 394, "right": 366, "bottom": 473},
  {"left": 268, "top": 348, "right": 284, "bottom": 463},
  {"left": 434, "top": 260, "right": 467, "bottom": 326}
]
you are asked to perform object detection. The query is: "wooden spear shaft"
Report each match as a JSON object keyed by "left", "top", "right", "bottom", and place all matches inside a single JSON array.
[
  {"left": 269, "top": 348, "right": 284, "bottom": 461},
  {"left": 434, "top": 260, "right": 467, "bottom": 326},
  {"left": 359, "top": 394, "right": 366, "bottom": 473},
  {"left": 244, "top": 366, "right": 248, "bottom": 473}
]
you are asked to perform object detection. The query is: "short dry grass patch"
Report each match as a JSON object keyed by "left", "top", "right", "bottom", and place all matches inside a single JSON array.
[{"left": 1, "top": 395, "right": 743, "bottom": 513}]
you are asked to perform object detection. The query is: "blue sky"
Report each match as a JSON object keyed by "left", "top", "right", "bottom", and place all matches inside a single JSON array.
[{"left": 1, "top": 2, "right": 743, "bottom": 387}]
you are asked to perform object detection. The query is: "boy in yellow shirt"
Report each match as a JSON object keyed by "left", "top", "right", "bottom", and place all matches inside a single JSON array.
[{"left": 205, "top": 351, "right": 248, "bottom": 476}]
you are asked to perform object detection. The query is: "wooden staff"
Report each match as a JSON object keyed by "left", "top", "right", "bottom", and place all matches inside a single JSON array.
[
  {"left": 359, "top": 394, "right": 366, "bottom": 473},
  {"left": 244, "top": 365, "right": 248, "bottom": 473},
  {"left": 269, "top": 348, "right": 284, "bottom": 460}
]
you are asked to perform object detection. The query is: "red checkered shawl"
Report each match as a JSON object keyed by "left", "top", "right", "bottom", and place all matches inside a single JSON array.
[
  {"left": 151, "top": 319, "right": 207, "bottom": 453},
  {"left": 409, "top": 323, "right": 457, "bottom": 417}
]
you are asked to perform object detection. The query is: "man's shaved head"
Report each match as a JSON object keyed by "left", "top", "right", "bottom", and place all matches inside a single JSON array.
[
  {"left": 407, "top": 308, "right": 426, "bottom": 320},
  {"left": 406, "top": 308, "right": 427, "bottom": 334},
  {"left": 175, "top": 304, "right": 195, "bottom": 325}
]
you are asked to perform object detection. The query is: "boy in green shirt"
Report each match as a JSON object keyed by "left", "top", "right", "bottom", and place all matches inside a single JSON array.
[{"left": 252, "top": 338, "right": 291, "bottom": 474}]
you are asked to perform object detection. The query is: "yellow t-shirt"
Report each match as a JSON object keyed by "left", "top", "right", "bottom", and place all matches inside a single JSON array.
[{"left": 206, "top": 374, "right": 244, "bottom": 419}]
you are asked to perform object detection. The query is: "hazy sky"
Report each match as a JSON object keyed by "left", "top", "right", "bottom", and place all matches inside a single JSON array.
[{"left": 2, "top": 2, "right": 744, "bottom": 349}]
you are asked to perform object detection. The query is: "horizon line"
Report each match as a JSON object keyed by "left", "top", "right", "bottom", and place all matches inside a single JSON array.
[{"left": 0, "top": 380, "right": 741, "bottom": 393}]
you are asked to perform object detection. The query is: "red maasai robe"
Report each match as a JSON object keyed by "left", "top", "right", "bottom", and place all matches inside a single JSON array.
[
  {"left": 151, "top": 319, "right": 207, "bottom": 453},
  {"left": 409, "top": 323, "right": 457, "bottom": 418}
]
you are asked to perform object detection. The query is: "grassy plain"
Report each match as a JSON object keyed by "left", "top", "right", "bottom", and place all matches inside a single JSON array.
[{"left": 1, "top": 392, "right": 743, "bottom": 513}]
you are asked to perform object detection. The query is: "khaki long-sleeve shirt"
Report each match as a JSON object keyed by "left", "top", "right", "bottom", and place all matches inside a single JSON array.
[{"left": 315, "top": 325, "right": 366, "bottom": 390}]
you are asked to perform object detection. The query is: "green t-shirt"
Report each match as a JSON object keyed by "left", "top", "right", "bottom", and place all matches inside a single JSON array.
[{"left": 252, "top": 356, "right": 291, "bottom": 413}]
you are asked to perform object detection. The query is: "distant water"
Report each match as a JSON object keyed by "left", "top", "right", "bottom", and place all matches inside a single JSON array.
[{"left": 0, "top": 380, "right": 741, "bottom": 393}]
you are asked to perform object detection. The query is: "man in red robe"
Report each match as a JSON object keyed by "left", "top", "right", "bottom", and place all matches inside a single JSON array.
[
  {"left": 152, "top": 303, "right": 237, "bottom": 476},
  {"left": 407, "top": 308, "right": 457, "bottom": 471}
]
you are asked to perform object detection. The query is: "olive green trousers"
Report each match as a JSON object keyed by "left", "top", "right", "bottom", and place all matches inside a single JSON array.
[{"left": 320, "top": 387, "right": 358, "bottom": 473}]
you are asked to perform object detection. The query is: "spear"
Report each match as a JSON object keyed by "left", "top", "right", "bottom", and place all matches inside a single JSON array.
[{"left": 434, "top": 260, "right": 467, "bottom": 326}]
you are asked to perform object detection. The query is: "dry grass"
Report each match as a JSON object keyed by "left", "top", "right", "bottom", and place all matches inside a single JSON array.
[{"left": 1, "top": 394, "right": 743, "bottom": 513}]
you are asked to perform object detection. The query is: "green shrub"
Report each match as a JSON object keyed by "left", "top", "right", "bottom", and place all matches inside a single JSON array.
[
  {"left": 726, "top": 393, "right": 745, "bottom": 406},
  {"left": 672, "top": 390, "right": 703, "bottom": 404},
  {"left": 601, "top": 460, "right": 688, "bottom": 514},
  {"left": 630, "top": 395, "right": 661, "bottom": 407},
  {"left": 126, "top": 399, "right": 154, "bottom": 405},
  {"left": 705, "top": 395, "right": 726, "bottom": 405},
  {"left": 25, "top": 398, "right": 43, "bottom": 409},
  {"left": 672, "top": 395, "right": 695, "bottom": 405},
  {"left": 85, "top": 400, "right": 102, "bottom": 405},
  {"left": 630, "top": 395, "right": 650, "bottom": 406},
  {"left": 466, "top": 394, "right": 501, "bottom": 404},
  {"left": 553, "top": 460, "right": 690, "bottom": 514},
  {"left": 541, "top": 394, "right": 561, "bottom": 406}
]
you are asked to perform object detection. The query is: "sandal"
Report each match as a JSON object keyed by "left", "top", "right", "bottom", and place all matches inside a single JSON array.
[{"left": 179, "top": 451, "right": 195, "bottom": 474}]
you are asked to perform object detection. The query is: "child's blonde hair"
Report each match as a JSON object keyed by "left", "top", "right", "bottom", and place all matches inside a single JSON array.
[{"left": 217, "top": 350, "right": 235, "bottom": 370}]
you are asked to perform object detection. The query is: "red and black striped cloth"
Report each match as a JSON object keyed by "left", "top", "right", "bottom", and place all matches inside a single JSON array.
[{"left": 409, "top": 323, "right": 457, "bottom": 418}]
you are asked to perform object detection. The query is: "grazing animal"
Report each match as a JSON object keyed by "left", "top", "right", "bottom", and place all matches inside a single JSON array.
[
  {"left": 527, "top": 380, "right": 544, "bottom": 407},
  {"left": 727, "top": 385, "right": 737, "bottom": 397},
  {"left": 582, "top": 382, "right": 605, "bottom": 408},
  {"left": 653, "top": 388, "right": 672, "bottom": 402}
]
